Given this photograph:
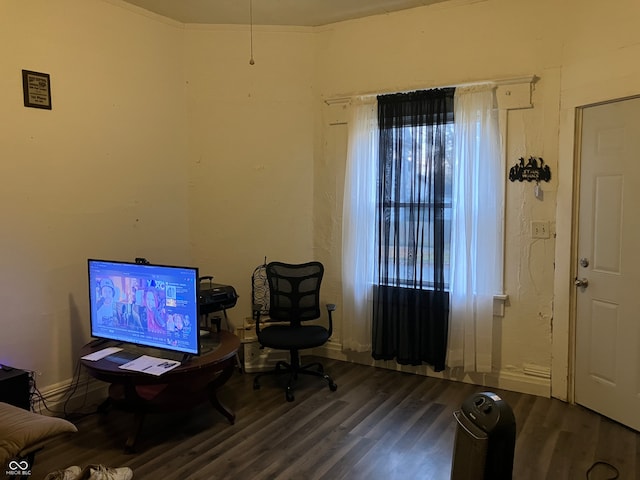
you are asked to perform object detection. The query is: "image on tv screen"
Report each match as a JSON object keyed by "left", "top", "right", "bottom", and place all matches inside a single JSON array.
[{"left": 88, "top": 259, "right": 200, "bottom": 355}]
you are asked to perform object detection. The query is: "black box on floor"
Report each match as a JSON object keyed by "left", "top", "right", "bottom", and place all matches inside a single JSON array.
[{"left": 0, "top": 366, "right": 31, "bottom": 410}]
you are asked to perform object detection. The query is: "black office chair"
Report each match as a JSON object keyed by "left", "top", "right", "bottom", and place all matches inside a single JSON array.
[{"left": 252, "top": 261, "right": 338, "bottom": 402}]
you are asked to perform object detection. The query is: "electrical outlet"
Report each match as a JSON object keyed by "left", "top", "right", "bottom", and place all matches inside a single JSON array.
[{"left": 531, "top": 221, "right": 550, "bottom": 239}]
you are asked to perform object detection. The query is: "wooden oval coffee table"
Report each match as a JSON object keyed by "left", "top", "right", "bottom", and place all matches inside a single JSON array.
[{"left": 80, "top": 330, "right": 240, "bottom": 452}]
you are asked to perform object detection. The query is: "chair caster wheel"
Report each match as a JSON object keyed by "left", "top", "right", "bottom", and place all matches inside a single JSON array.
[
  {"left": 286, "top": 389, "right": 295, "bottom": 402},
  {"left": 253, "top": 380, "right": 261, "bottom": 390},
  {"left": 329, "top": 383, "right": 338, "bottom": 392}
]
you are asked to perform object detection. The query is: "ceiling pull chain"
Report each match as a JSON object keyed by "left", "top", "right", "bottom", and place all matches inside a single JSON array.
[{"left": 249, "top": 0, "right": 255, "bottom": 65}]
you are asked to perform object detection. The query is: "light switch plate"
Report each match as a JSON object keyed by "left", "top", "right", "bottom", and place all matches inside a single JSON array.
[{"left": 531, "top": 221, "right": 550, "bottom": 239}]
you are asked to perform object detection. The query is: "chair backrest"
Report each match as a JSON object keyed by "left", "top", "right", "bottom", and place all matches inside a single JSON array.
[{"left": 266, "top": 261, "right": 324, "bottom": 326}]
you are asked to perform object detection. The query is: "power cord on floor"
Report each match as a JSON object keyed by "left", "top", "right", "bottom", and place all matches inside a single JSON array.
[
  {"left": 30, "top": 360, "right": 97, "bottom": 420},
  {"left": 586, "top": 461, "right": 619, "bottom": 479}
]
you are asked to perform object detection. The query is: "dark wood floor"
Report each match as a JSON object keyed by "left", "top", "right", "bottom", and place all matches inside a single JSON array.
[{"left": 30, "top": 357, "right": 639, "bottom": 479}]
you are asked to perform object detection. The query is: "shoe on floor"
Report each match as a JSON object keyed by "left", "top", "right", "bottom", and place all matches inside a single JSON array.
[
  {"left": 43, "top": 465, "right": 82, "bottom": 480},
  {"left": 76, "top": 464, "right": 133, "bottom": 480}
]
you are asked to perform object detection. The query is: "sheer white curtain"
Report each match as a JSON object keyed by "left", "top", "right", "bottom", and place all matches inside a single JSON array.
[
  {"left": 341, "top": 97, "right": 378, "bottom": 352},
  {"left": 448, "top": 86, "right": 502, "bottom": 372}
]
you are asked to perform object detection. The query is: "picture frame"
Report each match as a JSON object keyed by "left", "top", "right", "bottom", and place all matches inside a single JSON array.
[{"left": 22, "top": 70, "right": 52, "bottom": 110}]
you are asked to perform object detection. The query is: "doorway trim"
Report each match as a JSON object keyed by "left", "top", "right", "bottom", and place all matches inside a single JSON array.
[{"left": 553, "top": 90, "right": 640, "bottom": 402}]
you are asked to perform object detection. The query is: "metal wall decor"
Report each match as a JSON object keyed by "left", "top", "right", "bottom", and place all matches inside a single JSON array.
[{"left": 508, "top": 156, "right": 551, "bottom": 183}]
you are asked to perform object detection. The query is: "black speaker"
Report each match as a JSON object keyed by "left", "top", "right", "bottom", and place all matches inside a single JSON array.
[
  {"left": 0, "top": 366, "right": 31, "bottom": 410},
  {"left": 451, "top": 391, "right": 516, "bottom": 480}
]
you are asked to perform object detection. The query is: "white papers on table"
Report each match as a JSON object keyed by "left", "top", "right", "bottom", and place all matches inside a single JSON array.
[
  {"left": 81, "top": 347, "right": 123, "bottom": 361},
  {"left": 118, "top": 355, "right": 181, "bottom": 376}
]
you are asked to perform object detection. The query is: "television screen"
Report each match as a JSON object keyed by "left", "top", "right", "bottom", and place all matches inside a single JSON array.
[{"left": 88, "top": 259, "right": 200, "bottom": 356}]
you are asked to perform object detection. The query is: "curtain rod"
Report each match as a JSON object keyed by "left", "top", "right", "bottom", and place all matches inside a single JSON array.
[{"left": 324, "top": 74, "right": 538, "bottom": 105}]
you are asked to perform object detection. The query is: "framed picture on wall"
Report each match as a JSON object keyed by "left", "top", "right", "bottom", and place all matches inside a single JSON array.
[{"left": 22, "top": 70, "right": 52, "bottom": 110}]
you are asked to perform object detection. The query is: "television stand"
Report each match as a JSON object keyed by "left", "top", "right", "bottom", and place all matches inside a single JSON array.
[{"left": 80, "top": 331, "right": 240, "bottom": 452}]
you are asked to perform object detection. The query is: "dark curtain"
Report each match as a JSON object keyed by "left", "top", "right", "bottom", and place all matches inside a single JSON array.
[{"left": 371, "top": 88, "right": 454, "bottom": 372}]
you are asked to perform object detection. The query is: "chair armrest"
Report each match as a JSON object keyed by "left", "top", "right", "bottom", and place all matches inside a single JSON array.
[
  {"left": 252, "top": 304, "right": 263, "bottom": 322},
  {"left": 325, "top": 303, "right": 337, "bottom": 337},
  {"left": 253, "top": 305, "right": 270, "bottom": 334}
]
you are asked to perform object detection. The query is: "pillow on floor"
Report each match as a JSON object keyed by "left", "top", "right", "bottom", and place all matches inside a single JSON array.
[{"left": 0, "top": 402, "right": 77, "bottom": 465}]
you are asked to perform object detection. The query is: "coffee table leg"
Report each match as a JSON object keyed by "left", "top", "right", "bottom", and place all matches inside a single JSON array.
[
  {"left": 124, "top": 412, "right": 145, "bottom": 453},
  {"left": 210, "top": 394, "right": 235, "bottom": 424},
  {"left": 208, "top": 363, "right": 236, "bottom": 424}
]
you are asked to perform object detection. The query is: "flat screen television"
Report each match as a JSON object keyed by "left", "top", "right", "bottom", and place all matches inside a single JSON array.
[{"left": 88, "top": 259, "right": 200, "bottom": 357}]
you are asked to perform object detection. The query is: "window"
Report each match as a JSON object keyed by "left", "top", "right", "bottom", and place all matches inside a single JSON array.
[
  {"left": 342, "top": 85, "right": 502, "bottom": 373},
  {"left": 377, "top": 122, "right": 454, "bottom": 289},
  {"left": 372, "top": 88, "right": 454, "bottom": 370},
  {"left": 376, "top": 88, "right": 455, "bottom": 292}
]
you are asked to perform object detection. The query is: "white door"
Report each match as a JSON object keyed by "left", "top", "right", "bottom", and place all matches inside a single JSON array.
[{"left": 575, "top": 95, "right": 640, "bottom": 432}]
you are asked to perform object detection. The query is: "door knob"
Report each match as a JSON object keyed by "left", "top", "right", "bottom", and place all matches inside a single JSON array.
[{"left": 575, "top": 278, "right": 589, "bottom": 288}]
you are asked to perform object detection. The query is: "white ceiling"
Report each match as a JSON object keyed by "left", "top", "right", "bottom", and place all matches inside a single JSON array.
[{"left": 120, "top": 0, "right": 451, "bottom": 26}]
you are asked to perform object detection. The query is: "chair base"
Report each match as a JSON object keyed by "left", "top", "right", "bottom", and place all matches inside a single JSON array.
[{"left": 252, "top": 351, "right": 337, "bottom": 402}]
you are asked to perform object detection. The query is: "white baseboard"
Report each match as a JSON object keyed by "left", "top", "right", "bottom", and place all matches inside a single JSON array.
[
  {"left": 489, "top": 370, "right": 551, "bottom": 397},
  {"left": 38, "top": 341, "right": 549, "bottom": 416},
  {"left": 430, "top": 368, "right": 550, "bottom": 398},
  {"left": 35, "top": 374, "right": 108, "bottom": 416},
  {"left": 312, "top": 342, "right": 551, "bottom": 398}
]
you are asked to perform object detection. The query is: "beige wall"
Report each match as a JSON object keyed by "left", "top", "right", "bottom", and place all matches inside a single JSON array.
[
  {"left": 183, "top": 24, "right": 318, "bottom": 326},
  {"left": 314, "top": 0, "right": 563, "bottom": 396},
  {"left": 0, "top": 0, "right": 189, "bottom": 388},
  {"left": 2, "top": 0, "right": 640, "bottom": 400},
  {"left": 312, "top": 0, "right": 640, "bottom": 399},
  {"left": 553, "top": 0, "right": 640, "bottom": 399}
]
